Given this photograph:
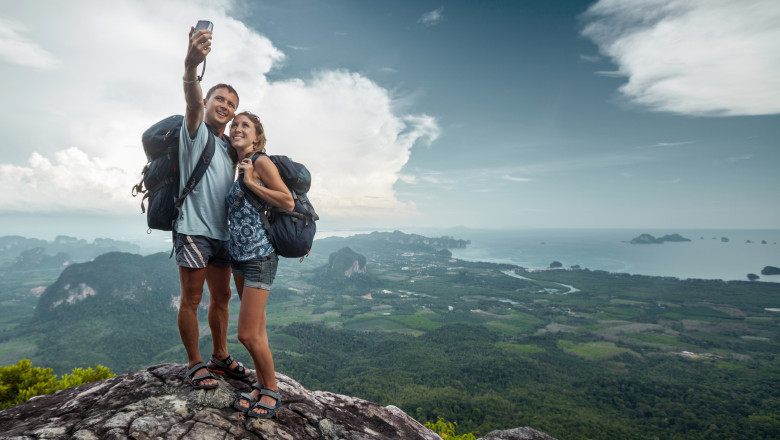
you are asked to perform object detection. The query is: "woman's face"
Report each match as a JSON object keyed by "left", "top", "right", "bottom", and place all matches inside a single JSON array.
[{"left": 229, "top": 114, "right": 259, "bottom": 149}]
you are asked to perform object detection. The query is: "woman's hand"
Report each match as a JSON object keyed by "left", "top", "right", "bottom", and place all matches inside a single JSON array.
[
  {"left": 239, "top": 158, "right": 256, "bottom": 183},
  {"left": 254, "top": 156, "right": 295, "bottom": 212}
]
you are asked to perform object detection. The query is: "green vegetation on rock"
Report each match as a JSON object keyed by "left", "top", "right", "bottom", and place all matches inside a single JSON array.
[{"left": 0, "top": 359, "right": 114, "bottom": 409}]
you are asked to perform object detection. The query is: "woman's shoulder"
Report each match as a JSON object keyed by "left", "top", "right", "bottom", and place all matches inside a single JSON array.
[
  {"left": 253, "top": 153, "right": 273, "bottom": 165},
  {"left": 253, "top": 154, "right": 280, "bottom": 176}
]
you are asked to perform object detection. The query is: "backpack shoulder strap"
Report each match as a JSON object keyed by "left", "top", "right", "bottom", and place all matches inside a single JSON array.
[
  {"left": 238, "top": 178, "right": 272, "bottom": 231},
  {"left": 173, "top": 131, "right": 216, "bottom": 223},
  {"left": 249, "top": 151, "right": 265, "bottom": 163}
]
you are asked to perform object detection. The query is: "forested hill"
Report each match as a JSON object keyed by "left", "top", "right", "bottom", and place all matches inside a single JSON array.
[{"left": 26, "top": 252, "right": 181, "bottom": 373}]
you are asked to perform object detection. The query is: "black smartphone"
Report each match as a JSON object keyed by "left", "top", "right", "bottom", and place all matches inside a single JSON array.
[{"left": 193, "top": 20, "right": 213, "bottom": 33}]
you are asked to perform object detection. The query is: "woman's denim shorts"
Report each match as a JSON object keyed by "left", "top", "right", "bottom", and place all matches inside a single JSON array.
[{"left": 230, "top": 253, "right": 279, "bottom": 290}]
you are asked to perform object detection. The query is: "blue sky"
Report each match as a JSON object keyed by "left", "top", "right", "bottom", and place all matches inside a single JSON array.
[{"left": 0, "top": 0, "right": 778, "bottom": 242}]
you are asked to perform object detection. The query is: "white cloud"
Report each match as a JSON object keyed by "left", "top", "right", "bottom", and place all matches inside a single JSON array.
[
  {"left": 595, "top": 70, "right": 624, "bottom": 78},
  {"left": 260, "top": 70, "right": 439, "bottom": 219},
  {"left": 0, "top": 0, "right": 439, "bottom": 223},
  {"left": 502, "top": 175, "right": 533, "bottom": 183},
  {"left": 582, "top": 0, "right": 780, "bottom": 116},
  {"left": 725, "top": 154, "right": 752, "bottom": 163},
  {"left": 418, "top": 7, "right": 445, "bottom": 27},
  {"left": 633, "top": 140, "right": 697, "bottom": 149},
  {"left": 579, "top": 54, "right": 601, "bottom": 63},
  {"left": 398, "top": 171, "right": 451, "bottom": 186},
  {"left": 0, "top": 148, "right": 136, "bottom": 213},
  {"left": 0, "top": 18, "right": 60, "bottom": 69},
  {"left": 713, "top": 154, "right": 753, "bottom": 165}
]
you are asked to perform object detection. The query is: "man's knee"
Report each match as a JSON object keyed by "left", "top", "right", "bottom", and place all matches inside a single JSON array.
[
  {"left": 209, "top": 288, "right": 232, "bottom": 306},
  {"left": 179, "top": 289, "right": 205, "bottom": 311}
]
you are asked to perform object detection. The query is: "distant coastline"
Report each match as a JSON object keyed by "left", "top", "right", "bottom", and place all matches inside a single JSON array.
[
  {"left": 1, "top": 228, "right": 778, "bottom": 283},
  {"left": 442, "top": 229, "right": 780, "bottom": 283}
]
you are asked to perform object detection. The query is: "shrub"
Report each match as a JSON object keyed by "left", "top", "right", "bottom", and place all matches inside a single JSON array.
[
  {"left": 425, "top": 417, "right": 477, "bottom": 440},
  {"left": 0, "top": 359, "right": 114, "bottom": 409}
]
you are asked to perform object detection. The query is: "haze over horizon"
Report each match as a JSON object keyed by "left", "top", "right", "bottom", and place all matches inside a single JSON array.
[{"left": 1, "top": 0, "right": 778, "bottom": 244}]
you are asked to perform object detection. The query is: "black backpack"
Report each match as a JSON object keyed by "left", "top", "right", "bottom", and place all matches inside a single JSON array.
[
  {"left": 239, "top": 153, "right": 319, "bottom": 260},
  {"left": 131, "top": 115, "right": 215, "bottom": 231}
]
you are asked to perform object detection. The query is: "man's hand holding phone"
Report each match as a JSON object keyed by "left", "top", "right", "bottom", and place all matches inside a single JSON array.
[{"left": 185, "top": 20, "right": 213, "bottom": 72}]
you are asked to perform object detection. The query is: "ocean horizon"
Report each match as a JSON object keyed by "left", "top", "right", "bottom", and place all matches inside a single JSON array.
[
  {"left": 1, "top": 213, "right": 777, "bottom": 283},
  {"left": 430, "top": 228, "right": 780, "bottom": 283}
]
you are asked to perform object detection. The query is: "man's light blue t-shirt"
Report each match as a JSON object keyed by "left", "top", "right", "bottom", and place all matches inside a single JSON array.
[{"left": 175, "top": 120, "right": 234, "bottom": 241}]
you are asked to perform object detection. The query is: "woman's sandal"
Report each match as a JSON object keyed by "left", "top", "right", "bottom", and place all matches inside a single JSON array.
[
  {"left": 233, "top": 382, "right": 263, "bottom": 412},
  {"left": 208, "top": 354, "right": 250, "bottom": 379},
  {"left": 185, "top": 362, "right": 218, "bottom": 390},
  {"left": 247, "top": 387, "right": 282, "bottom": 419}
]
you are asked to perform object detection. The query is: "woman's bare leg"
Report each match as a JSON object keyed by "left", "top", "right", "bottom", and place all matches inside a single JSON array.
[{"left": 236, "top": 285, "right": 278, "bottom": 415}]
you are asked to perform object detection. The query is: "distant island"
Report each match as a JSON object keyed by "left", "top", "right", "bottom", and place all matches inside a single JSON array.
[
  {"left": 762, "top": 266, "right": 780, "bottom": 276},
  {"left": 628, "top": 233, "right": 691, "bottom": 244}
]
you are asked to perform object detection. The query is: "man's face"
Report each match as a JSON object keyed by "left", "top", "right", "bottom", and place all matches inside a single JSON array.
[{"left": 203, "top": 87, "right": 238, "bottom": 128}]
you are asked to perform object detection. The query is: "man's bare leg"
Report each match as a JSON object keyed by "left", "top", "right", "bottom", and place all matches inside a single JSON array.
[
  {"left": 206, "top": 264, "right": 235, "bottom": 366},
  {"left": 178, "top": 266, "right": 217, "bottom": 387}
]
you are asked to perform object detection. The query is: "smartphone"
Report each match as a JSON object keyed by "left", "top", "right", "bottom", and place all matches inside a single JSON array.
[{"left": 193, "top": 20, "right": 213, "bottom": 34}]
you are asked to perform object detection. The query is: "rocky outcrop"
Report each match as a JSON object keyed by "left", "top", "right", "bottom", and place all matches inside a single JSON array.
[
  {"left": 318, "top": 247, "right": 378, "bottom": 289},
  {"left": 0, "top": 364, "right": 437, "bottom": 440},
  {"left": 0, "top": 363, "right": 556, "bottom": 440},
  {"left": 329, "top": 247, "right": 368, "bottom": 279}
]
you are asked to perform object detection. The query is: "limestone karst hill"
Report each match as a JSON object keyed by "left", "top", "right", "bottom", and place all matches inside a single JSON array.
[{"left": 0, "top": 363, "right": 556, "bottom": 440}]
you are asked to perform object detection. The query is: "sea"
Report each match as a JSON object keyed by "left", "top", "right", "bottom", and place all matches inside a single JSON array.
[{"left": 427, "top": 229, "right": 780, "bottom": 283}]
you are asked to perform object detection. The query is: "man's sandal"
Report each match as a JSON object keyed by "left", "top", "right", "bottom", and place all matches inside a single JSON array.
[
  {"left": 247, "top": 387, "right": 282, "bottom": 419},
  {"left": 208, "top": 354, "right": 250, "bottom": 379},
  {"left": 185, "top": 362, "right": 218, "bottom": 390},
  {"left": 233, "top": 382, "right": 263, "bottom": 412}
]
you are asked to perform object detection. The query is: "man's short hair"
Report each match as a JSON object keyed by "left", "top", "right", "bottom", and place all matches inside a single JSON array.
[{"left": 205, "top": 83, "right": 239, "bottom": 108}]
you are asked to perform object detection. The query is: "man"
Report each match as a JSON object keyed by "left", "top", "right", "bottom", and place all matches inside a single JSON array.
[{"left": 178, "top": 24, "right": 248, "bottom": 389}]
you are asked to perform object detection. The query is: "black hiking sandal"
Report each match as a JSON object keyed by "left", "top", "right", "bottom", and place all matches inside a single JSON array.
[
  {"left": 185, "top": 362, "right": 218, "bottom": 390},
  {"left": 233, "top": 382, "right": 264, "bottom": 413},
  {"left": 247, "top": 387, "right": 282, "bottom": 419},
  {"left": 207, "top": 354, "right": 250, "bottom": 379}
]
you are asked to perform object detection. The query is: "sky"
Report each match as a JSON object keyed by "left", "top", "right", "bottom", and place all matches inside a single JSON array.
[{"left": 0, "top": 0, "right": 778, "bottom": 244}]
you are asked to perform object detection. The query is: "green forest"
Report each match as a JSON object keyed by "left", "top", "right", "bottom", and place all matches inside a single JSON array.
[{"left": 0, "top": 232, "right": 778, "bottom": 439}]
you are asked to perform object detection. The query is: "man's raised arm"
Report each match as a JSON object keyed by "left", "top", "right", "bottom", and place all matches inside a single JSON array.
[{"left": 182, "top": 26, "right": 211, "bottom": 139}]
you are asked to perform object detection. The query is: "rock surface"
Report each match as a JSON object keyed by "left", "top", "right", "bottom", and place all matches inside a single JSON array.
[
  {"left": 480, "top": 427, "right": 558, "bottom": 440},
  {"left": 0, "top": 363, "right": 556, "bottom": 440}
]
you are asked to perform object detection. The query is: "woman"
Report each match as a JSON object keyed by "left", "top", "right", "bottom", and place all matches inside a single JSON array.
[{"left": 226, "top": 111, "right": 294, "bottom": 418}]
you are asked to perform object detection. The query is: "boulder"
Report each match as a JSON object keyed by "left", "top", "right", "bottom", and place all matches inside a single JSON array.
[{"left": 480, "top": 427, "right": 558, "bottom": 440}]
